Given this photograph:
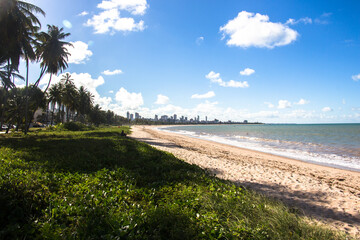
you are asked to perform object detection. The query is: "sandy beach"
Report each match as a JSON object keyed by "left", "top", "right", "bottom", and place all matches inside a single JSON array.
[{"left": 130, "top": 125, "right": 360, "bottom": 237}]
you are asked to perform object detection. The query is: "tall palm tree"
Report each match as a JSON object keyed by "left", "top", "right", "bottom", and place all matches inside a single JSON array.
[
  {"left": 48, "top": 83, "right": 63, "bottom": 125},
  {"left": 34, "top": 25, "right": 72, "bottom": 92},
  {"left": 0, "top": 0, "right": 44, "bottom": 72},
  {"left": 77, "top": 86, "right": 94, "bottom": 123},
  {"left": 62, "top": 82, "right": 78, "bottom": 122}
]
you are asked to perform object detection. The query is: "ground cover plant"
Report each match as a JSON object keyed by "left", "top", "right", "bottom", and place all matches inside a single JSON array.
[{"left": 0, "top": 127, "right": 347, "bottom": 239}]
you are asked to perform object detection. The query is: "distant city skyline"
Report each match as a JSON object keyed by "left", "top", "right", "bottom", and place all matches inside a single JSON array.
[
  {"left": 21, "top": 0, "right": 360, "bottom": 123},
  {"left": 125, "top": 111, "right": 251, "bottom": 124}
]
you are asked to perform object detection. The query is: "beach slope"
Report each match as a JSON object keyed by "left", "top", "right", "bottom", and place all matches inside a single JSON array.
[{"left": 130, "top": 126, "right": 360, "bottom": 237}]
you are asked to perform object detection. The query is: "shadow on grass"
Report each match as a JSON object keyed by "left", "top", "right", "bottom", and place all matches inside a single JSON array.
[{"left": 0, "top": 133, "right": 205, "bottom": 188}]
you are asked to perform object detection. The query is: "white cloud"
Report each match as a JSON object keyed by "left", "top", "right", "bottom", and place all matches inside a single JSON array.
[
  {"left": 322, "top": 107, "right": 333, "bottom": 112},
  {"left": 239, "top": 68, "right": 255, "bottom": 76},
  {"left": 342, "top": 99, "right": 346, "bottom": 105},
  {"left": 352, "top": 73, "right": 360, "bottom": 81},
  {"left": 206, "top": 71, "right": 249, "bottom": 88},
  {"left": 115, "top": 87, "right": 144, "bottom": 109},
  {"left": 294, "top": 98, "right": 310, "bottom": 105},
  {"left": 78, "top": 11, "right": 89, "bottom": 16},
  {"left": 220, "top": 11, "right": 298, "bottom": 49},
  {"left": 97, "top": 0, "right": 148, "bottom": 15},
  {"left": 86, "top": 9, "right": 145, "bottom": 34},
  {"left": 315, "top": 13, "right": 332, "bottom": 25},
  {"left": 109, "top": 90, "right": 114, "bottom": 94},
  {"left": 196, "top": 36, "right": 204, "bottom": 45},
  {"left": 286, "top": 17, "right": 312, "bottom": 25},
  {"left": 191, "top": 91, "right": 215, "bottom": 99},
  {"left": 278, "top": 100, "right": 292, "bottom": 109},
  {"left": 62, "top": 20, "right": 72, "bottom": 29},
  {"left": 264, "top": 102, "right": 275, "bottom": 108},
  {"left": 86, "top": 0, "right": 147, "bottom": 34},
  {"left": 66, "top": 41, "right": 93, "bottom": 64},
  {"left": 155, "top": 94, "right": 170, "bottom": 105},
  {"left": 102, "top": 69, "right": 123, "bottom": 75}
]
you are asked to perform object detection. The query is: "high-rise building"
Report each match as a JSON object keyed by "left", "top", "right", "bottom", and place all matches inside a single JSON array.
[
  {"left": 205, "top": 116, "right": 208, "bottom": 122},
  {"left": 127, "top": 111, "right": 130, "bottom": 119},
  {"left": 135, "top": 112, "right": 140, "bottom": 119},
  {"left": 174, "top": 114, "right": 177, "bottom": 121},
  {"left": 155, "top": 115, "right": 158, "bottom": 121},
  {"left": 130, "top": 114, "right": 134, "bottom": 120}
]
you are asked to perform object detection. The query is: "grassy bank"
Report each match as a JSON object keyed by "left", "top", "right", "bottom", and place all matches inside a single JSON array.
[{"left": 0, "top": 127, "right": 347, "bottom": 239}]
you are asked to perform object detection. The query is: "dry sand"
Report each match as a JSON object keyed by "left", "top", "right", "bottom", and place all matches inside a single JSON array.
[{"left": 130, "top": 125, "right": 360, "bottom": 237}]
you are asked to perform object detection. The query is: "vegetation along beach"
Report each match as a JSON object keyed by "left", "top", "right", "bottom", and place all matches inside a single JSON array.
[{"left": 1, "top": 0, "right": 360, "bottom": 239}]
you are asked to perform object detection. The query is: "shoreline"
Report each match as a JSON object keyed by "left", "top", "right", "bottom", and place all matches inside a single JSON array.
[
  {"left": 130, "top": 125, "right": 360, "bottom": 237},
  {"left": 156, "top": 124, "right": 360, "bottom": 173}
]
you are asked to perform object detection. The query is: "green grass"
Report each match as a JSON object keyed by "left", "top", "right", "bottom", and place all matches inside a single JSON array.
[{"left": 0, "top": 127, "right": 348, "bottom": 239}]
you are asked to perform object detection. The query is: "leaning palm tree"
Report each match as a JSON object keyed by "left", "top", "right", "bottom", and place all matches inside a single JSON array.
[
  {"left": 34, "top": 25, "right": 72, "bottom": 92},
  {"left": 0, "top": 0, "right": 45, "bottom": 70},
  {"left": 0, "top": 0, "right": 43, "bottom": 132}
]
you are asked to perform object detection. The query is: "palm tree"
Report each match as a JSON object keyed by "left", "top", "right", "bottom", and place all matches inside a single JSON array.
[
  {"left": 62, "top": 82, "right": 78, "bottom": 122},
  {"left": 34, "top": 25, "right": 72, "bottom": 92},
  {"left": 0, "top": 0, "right": 45, "bottom": 70},
  {"left": 77, "top": 86, "right": 94, "bottom": 123},
  {"left": 60, "top": 72, "right": 74, "bottom": 85},
  {"left": 48, "top": 83, "right": 63, "bottom": 125},
  {"left": 22, "top": 25, "right": 71, "bottom": 132}
]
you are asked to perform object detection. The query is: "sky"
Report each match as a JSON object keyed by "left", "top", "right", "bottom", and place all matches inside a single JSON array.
[{"left": 19, "top": 0, "right": 360, "bottom": 123}]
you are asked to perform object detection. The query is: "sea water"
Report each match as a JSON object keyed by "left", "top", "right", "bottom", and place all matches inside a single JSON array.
[{"left": 159, "top": 124, "right": 360, "bottom": 172}]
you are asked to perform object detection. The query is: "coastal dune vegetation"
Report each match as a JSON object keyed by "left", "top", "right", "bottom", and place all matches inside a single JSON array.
[{"left": 0, "top": 126, "right": 348, "bottom": 239}]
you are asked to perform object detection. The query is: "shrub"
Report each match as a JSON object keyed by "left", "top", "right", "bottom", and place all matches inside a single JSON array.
[{"left": 62, "top": 122, "right": 94, "bottom": 131}]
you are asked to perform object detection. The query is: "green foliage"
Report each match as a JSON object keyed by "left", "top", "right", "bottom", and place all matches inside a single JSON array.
[
  {"left": 0, "top": 127, "right": 347, "bottom": 239},
  {"left": 62, "top": 121, "right": 94, "bottom": 131}
]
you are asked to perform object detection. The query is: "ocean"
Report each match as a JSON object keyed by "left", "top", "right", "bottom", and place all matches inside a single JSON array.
[{"left": 159, "top": 124, "right": 360, "bottom": 172}]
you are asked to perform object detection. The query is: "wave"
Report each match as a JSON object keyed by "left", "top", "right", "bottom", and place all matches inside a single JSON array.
[{"left": 159, "top": 128, "right": 360, "bottom": 172}]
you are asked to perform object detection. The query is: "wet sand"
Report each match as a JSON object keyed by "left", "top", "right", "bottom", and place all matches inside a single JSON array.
[{"left": 130, "top": 125, "right": 360, "bottom": 237}]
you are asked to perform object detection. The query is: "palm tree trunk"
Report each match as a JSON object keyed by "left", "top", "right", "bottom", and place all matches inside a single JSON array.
[
  {"left": 44, "top": 74, "right": 53, "bottom": 93},
  {"left": 24, "top": 58, "right": 29, "bottom": 134},
  {"left": 51, "top": 103, "right": 55, "bottom": 125}
]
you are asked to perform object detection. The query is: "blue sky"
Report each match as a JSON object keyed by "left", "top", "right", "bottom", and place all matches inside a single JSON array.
[{"left": 21, "top": 0, "right": 360, "bottom": 123}]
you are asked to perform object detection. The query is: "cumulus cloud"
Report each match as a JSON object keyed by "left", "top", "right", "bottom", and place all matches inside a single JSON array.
[
  {"left": 97, "top": 0, "right": 148, "bottom": 15},
  {"left": 286, "top": 17, "right": 312, "bottom": 25},
  {"left": 352, "top": 73, "right": 360, "bottom": 81},
  {"left": 264, "top": 102, "right": 275, "bottom": 108},
  {"left": 86, "top": 9, "right": 145, "bottom": 34},
  {"left": 322, "top": 107, "right": 333, "bottom": 112},
  {"left": 66, "top": 41, "right": 93, "bottom": 64},
  {"left": 294, "top": 98, "right": 310, "bottom": 105},
  {"left": 155, "top": 94, "right": 170, "bottom": 105},
  {"left": 278, "top": 100, "right": 292, "bottom": 109},
  {"left": 220, "top": 11, "right": 298, "bottom": 49},
  {"left": 206, "top": 71, "right": 249, "bottom": 88},
  {"left": 240, "top": 68, "right": 255, "bottom": 76},
  {"left": 109, "top": 90, "right": 114, "bottom": 94},
  {"left": 191, "top": 91, "right": 215, "bottom": 99},
  {"left": 62, "top": 20, "right": 72, "bottom": 29},
  {"left": 115, "top": 87, "right": 144, "bottom": 109},
  {"left": 102, "top": 69, "right": 123, "bottom": 75},
  {"left": 86, "top": 0, "right": 147, "bottom": 34},
  {"left": 78, "top": 11, "right": 89, "bottom": 16}
]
